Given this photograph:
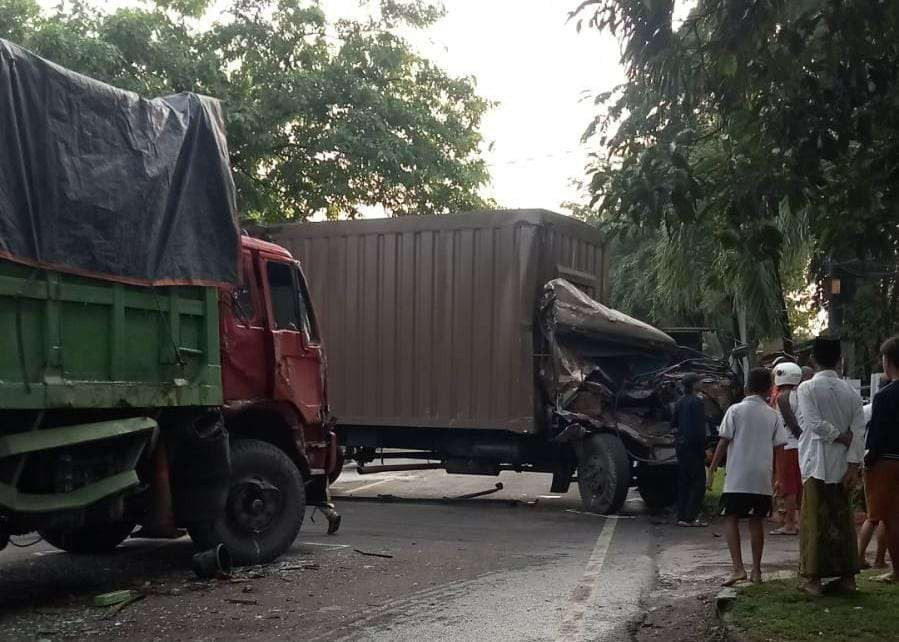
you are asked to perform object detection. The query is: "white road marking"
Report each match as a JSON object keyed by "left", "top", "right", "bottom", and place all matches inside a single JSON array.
[
  {"left": 339, "top": 478, "right": 396, "bottom": 495},
  {"left": 557, "top": 517, "right": 618, "bottom": 641}
]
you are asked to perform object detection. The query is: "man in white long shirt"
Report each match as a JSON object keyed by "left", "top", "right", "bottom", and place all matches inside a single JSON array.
[{"left": 797, "top": 337, "right": 866, "bottom": 595}]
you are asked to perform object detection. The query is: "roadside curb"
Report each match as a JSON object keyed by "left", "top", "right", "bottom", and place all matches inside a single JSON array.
[
  {"left": 715, "top": 587, "right": 738, "bottom": 615},
  {"left": 715, "top": 587, "right": 744, "bottom": 642},
  {"left": 714, "top": 570, "right": 798, "bottom": 641}
]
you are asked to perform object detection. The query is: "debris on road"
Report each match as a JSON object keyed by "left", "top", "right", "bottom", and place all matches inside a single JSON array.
[
  {"left": 444, "top": 482, "right": 503, "bottom": 500},
  {"left": 103, "top": 594, "right": 145, "bottom": 620},
  {"left": 225, "top": 598, "right": 259, "bottom": 606},
  {"left": 353, "top": 549, "right": 394, "bottom": 559},
  {"left": 279, "top": 562, "right": 320, "bottom": 572},
  {"left": 564, "top": 509, "right": 636, "bottom": 519},
  {"left": 93, "top": 590, "right": 142, "bottom": 608},
  {"left": 192, "top": 544, "right": 232, "bottom": 580}
]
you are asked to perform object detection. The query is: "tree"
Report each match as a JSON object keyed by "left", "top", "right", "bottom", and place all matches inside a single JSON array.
[
  {"left": 571, "top": 0, "right": 899, "bottom": 359},
  {"left": 0, "top": 0, "right": 493, "bottom": 220}
]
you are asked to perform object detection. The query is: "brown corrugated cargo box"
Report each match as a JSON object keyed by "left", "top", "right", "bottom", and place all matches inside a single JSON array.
[{"left": 263, "top": 209, "right": 607, "bottom": 435}]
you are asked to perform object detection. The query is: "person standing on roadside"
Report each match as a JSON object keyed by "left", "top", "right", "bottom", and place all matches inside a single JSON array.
[
  {"left": 672, "top": 373, "right": 708, "bottom": 527},
  {"left": 771, "top": 362, "right": 804, "bottom": 536},
  {"left": 859, "top": 375, "right": 890, "bottom": 570},
  {"left": 707, "top": 367, "right": 788, "bottom": 586},
  {"left": 797, "top": 336, "right": 865, "bottom": 596},
  {"left": 864, "top": 336, "right": 899, "bottom": 583}
]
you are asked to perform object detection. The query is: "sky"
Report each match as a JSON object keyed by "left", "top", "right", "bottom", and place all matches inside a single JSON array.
[
  {"left": 396, "top": 1, "right": 626, "bottom": 212},
  {"left": 36, "top": 0, "right": 627, "bottom": 213}
]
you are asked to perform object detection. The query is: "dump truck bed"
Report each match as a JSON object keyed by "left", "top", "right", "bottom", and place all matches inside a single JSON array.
[
  {"left": 263, "top": 209, "right": 606, "bottom": 435},
  {"left": 0, "top": 259, "right": 222, "bottom": 409}
]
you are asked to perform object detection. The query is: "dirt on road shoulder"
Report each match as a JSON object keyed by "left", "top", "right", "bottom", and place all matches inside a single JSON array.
[{"left": 632, "top": 515, "right": 801, "bottom": 642}]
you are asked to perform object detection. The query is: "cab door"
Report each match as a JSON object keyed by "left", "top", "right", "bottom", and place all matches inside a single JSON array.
[
  {"left": 221, "top": 250, "right": 269, "bottom": 400},
  {"left": 262, "top": 259, "right": 325, "bottom": 425}
]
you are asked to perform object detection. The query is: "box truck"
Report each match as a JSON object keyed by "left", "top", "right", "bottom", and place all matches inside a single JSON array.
[{"left": 262, "top": 211, "right": 739, "bottom": 513}]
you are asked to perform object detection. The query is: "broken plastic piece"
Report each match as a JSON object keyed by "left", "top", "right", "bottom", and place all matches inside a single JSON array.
[{"left": 94, "top": 589, "right": 142, "bottom": 607}]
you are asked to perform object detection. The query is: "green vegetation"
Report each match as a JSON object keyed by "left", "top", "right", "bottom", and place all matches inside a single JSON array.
[
  {"left": 571, "top": 0, "right": 899, "bottom": 369},
  {"left": 730, "top": 572, "right": 899, "bottom": 641},
  {"left": 0, "top": 0, "right": 493, "bottom": 221}
]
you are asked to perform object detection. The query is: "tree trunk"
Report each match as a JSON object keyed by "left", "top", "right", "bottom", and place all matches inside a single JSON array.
[
  {"left": 735, "top": 301, "right": 750, "bottom": 386},
  {"left": 771, "top": 259, "right": 794, "bottom": 355}
]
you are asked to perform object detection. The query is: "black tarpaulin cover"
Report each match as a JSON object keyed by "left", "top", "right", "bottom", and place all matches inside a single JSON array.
[{"left": 0, "top": 38, "right": 238, "bottom": 285}]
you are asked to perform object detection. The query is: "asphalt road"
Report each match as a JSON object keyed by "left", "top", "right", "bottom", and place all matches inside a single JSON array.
[{"left": 0, "top": 466, "right": 665, "bottom": 641}]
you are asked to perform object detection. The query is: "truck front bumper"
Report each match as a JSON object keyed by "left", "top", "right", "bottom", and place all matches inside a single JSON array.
[{"left": 0, "top": 416, "right": 156, "bottom": 514}]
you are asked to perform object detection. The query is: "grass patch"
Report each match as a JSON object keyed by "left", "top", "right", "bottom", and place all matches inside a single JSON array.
[
  {"left": 703, "top": 467, "right": 725, "bottom": 515},
  {"left": 729, "top": 572, "right": 899, "bottom": 641}
]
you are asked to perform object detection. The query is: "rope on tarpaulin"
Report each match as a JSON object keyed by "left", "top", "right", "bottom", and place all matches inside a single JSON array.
[{"left": 14, "top": 268, "right": 41, "bottom": 394}]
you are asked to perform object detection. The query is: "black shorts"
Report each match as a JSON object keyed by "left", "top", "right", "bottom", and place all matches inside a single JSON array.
[{"left": 719, "top": 493, "right": 772, "bottom": 518}]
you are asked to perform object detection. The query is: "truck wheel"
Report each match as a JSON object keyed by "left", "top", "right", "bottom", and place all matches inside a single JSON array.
[
  {"left": 39, "top": 522, "right": 135, "bottom": 554},
  {"left": 576, "top": 433, "right": 631, "bottom": 514},
  {"left": 636, "top": 465, "right": 678, "bottom": 509},
  {"left": 188, "top": 439, "right": 305, "bottom": 566}
]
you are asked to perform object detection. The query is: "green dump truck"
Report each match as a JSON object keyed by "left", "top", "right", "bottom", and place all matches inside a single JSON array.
[
  {"left": 0, "top": 39, "right": 338, "bottom": 564},
  {"left": 0, "top": 260, "right": 222, "bottom": 546}
]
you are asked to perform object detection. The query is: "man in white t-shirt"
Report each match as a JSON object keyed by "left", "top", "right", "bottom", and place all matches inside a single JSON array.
[{"left": 708, "top": 367, "right": 789, "bottom": 586}]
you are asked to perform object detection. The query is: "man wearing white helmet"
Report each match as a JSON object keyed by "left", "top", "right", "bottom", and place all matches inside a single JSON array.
[{"left": 771, "top": 361, "right": 804, "bottom": 536}]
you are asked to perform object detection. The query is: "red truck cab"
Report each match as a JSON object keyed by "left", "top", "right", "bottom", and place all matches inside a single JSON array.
[{"left": 186, "top": 236, "right": 339, "bottom": 565}]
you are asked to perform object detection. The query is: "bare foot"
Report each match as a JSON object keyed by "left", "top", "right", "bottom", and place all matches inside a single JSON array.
[
  {"left": 874, "top": 559, "right": 888, "bottom": 570},
  {"left": 874, "top": 572, "right": 896, "bottom": 583},
  {"left": 723, "top": 571, "right": 748, "bottom": 587},
  {"left": 750, "top": 571, "right": 763, "bottom": 584},
  {"left": 802, "top": 580, "right": 823, "bottom": 596},
  {"left": 860, "top": 559, "right": 872, "bottom": 570}
]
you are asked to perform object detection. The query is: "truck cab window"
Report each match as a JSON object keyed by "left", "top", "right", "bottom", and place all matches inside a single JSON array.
[
  {"left": 295, "top": 266, "right": 320, "bottom": 344},
  {"left": 233, "top": 255, "right": 257, "bottom": 321},
  {"left": 266, "top": 261, "right": 300, "bottom": 331}
]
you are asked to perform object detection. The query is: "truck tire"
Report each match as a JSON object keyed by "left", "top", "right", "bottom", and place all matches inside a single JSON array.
[
  {"left": 188, "top": 439, "right": 305, "bottom": 566},
  {"left": 576, "top": 433, "right": 631, "bottom": 514},
  {"left": 39, "top": 522, "right": 135, "bottom": 554},
  {"left": 636, "top": 465, "right": 678, "bottom": 509}
]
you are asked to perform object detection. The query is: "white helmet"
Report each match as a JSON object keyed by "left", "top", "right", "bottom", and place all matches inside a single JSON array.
[{"left": 773, "top": 362, "right": 802, "bottom": 387}]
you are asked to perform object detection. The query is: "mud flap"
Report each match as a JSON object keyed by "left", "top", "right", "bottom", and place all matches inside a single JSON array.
[{"left": 170, "top": 411, "right": 231, "bottom": 524}]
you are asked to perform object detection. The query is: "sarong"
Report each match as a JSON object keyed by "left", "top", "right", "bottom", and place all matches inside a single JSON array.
[{"left": 800, "top": 478, "right": 859, "bottom": 578}]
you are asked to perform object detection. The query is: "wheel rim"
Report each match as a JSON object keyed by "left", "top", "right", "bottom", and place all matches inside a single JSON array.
[{"left": 227, "top": 476, "right": 284, "bottom": 535}]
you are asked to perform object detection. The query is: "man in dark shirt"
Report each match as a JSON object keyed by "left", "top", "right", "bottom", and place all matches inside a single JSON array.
[
  {"left": 672, "top": 373, "right": 708, "bottom": 526},
  {"left": 864, "top": 336, "right": 899, "bottom": 582}
]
